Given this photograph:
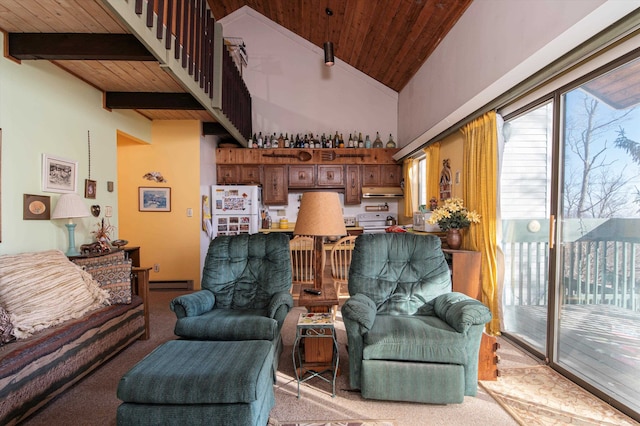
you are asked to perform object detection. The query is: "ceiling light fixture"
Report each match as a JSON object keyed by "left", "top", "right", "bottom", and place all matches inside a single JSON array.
[{"left": 324, "top": 8, "right": 334, "bottom": 67}]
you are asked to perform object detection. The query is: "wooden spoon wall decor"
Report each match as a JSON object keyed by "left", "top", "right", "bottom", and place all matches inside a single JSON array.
[{"left": 262, "top": 151, "right": 312, "bottom": 161}]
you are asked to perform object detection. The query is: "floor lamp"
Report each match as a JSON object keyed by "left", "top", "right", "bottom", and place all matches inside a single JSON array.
[
  {"left": 293, "top": 192, "right": 347, "bottom": 290},
  {"left": 51, "top": 193, "right": 90, "bottom": 256}
]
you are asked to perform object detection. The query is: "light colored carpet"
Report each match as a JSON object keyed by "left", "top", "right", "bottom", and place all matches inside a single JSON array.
[
  {"left": 274, "top": 421, "right": 395, "bottom": 426},
  {"left": 479, "top": 366, "right": 639, "bottom": 426}
]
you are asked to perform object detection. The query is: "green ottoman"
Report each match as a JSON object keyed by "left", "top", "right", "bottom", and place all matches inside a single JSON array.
[{"left": 117, "top": 340, "right": 274, "bottom": 426}]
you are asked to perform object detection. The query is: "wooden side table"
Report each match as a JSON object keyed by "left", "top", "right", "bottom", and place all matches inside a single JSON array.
[
  {"left": 132, "top": 267, "right": 151, "bottom": 340},
  {"left": 298, "top": 283, "right": 339, "bottom": 373}
]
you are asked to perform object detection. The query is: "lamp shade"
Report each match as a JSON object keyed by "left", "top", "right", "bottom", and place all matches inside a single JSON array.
[
  {"left": 294, "top": 192, "right": 346, "bottom": 237},
  {"left": 51, "top": 193, "right": 90, "bottom": 220}
]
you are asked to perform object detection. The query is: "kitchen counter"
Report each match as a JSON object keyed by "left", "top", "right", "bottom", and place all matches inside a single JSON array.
[{"left": 259, "top": 226, "right": 363, "bottom": 234}]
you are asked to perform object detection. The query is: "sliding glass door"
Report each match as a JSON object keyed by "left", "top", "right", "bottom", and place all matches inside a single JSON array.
[
  {"left": 500, "top": 101, "right": 554, "bottom": 354},
  {"left": 501, "top": 54, "right": 640, "bottom": 418},
  {"left": 556, "top": 58, "right": 640, "bottom": 413}
]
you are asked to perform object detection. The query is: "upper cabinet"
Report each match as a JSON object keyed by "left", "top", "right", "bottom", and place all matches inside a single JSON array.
[
  {"left": 215, "top": 148, "right": 402, "bottom": 205},
  {"left": 263, "top": 165, "right": 288, "bottom": 205}
]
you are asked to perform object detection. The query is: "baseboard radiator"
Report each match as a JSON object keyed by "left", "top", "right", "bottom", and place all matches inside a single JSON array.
[{"left": 149, "top": 280, "right": 193, "bottom": 290}]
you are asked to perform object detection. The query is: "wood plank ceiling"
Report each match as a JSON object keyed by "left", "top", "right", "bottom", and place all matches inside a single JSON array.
[
  {"left": 0, "top": 0, "right": 473, "bottom": 129},
  {"left": 208, "top": 0, "right": 473, "bottom": 92}
]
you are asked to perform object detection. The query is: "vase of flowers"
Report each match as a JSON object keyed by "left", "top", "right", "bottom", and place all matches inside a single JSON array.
[{"left": 427, "top": 198, "right": 480, "bottom": 249}]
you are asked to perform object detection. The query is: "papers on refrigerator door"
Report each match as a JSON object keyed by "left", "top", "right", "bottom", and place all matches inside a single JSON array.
[
  {"left": 214, "top": 188, "right": 253, "bottom": 212},
  {"left": 216, "top": 215, "right": 252, "bottom": 236}
]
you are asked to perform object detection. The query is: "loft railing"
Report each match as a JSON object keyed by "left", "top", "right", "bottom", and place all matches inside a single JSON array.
[
  {"left": 124, "top": 0, "right": 251, "bottom": 139},
  {"left": 502, "top": 219, "right": 640, "bottom": 312}
]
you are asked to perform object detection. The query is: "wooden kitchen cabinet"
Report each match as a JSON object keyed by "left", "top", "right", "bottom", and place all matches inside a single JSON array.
[
  {"left": 239, "top": 165, "right": 261, "bottom": 184},
  {"left": 362, "top": 165, "right": 381, "bottom": 186},
  {"left": 381, "top": 164, "right": 402, "bottom": 186},
  {"left": 263, "top": 165, "right": 288, "bottom": 205},
  {"left": 216, "top": 165, "right": 239, "bottom": 184},
  {"left": 288, "top": 165, "right": 315, "bottom": 188},
  {"left": 317, "top": 165, "right": 344, "bottom": 187},
  {"left": 362, "top": 164, "right": 402, "bottom": 186},
  {"left": 344, "top": 165, "right": 361, "bottom": 205}
]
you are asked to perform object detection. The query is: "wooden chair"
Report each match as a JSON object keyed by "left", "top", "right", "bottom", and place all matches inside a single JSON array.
[
  {"left": 329, "top": 235, "right": 358, "bottom": 296},
  {"left": 289, "top": 236, "right": 317, "bottom": 293}
]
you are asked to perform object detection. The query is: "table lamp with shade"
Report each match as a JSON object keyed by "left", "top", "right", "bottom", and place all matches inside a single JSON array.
[
  {"left": 293, "top": 192, "right": 347, "bottom": 290},
  {"left": 51, "top": 193, "right": 90, "bottom": 256}
]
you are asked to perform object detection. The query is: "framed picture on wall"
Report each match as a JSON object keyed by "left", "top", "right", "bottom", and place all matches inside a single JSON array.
[
  {"left": 139, "top": 187, "right": 171, "bottom": 212},
  {"left": 23, "top": 194, "right": 51, "bottom": 220},
  {"left": 42, "top": 154, "right": 78, "bottom": 193},
  {"left": 85, "top": 179, "right": 97, "bottom": 199}
]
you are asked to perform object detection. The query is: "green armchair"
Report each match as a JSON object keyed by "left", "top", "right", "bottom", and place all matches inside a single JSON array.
[
  {"left": 341, "top": 233, "right": 491, "bottom": 404},
  {"left": 170, "top": 233, "right": 293, "bottom": 377}
]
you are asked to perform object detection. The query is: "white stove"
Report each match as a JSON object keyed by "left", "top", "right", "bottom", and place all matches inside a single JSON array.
[{"left": 357, "top": 213, "right": 397, "bottom": 233}]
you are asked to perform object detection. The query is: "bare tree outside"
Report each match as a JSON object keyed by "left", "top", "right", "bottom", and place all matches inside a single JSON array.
[{"left": 563, "top": 94, "right": 635, "bottom": 219}]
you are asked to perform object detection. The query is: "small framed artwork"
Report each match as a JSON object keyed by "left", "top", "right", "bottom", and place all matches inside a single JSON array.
[
  {"left": 85, "top": 179, "right": 97, "bottom": 199},
  {"left": 139, "top": 187, "right": 171, "bottom": 212},
  {"left": 42, "top": 154, "right": 78, "bottom": 193},
  {"left": 23, "top": 194, "right": 51, "bottom": 220}
]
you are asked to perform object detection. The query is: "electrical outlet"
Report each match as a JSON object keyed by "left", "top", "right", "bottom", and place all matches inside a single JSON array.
[
  {"left": 187, "top": 208, "right": 193, "bottom": 217},
  {"left": 153, "top": 264, "right": 160, "bottom": 273}
]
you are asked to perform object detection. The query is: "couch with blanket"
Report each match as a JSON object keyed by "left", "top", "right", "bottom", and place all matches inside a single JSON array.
[{"left": 0, "top": 249, "right": 146, "bottom": 425}]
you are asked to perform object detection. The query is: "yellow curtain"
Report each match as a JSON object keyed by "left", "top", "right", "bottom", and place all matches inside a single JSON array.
[
  {"left": 403, "top": 158, "right": 415, "bottom": 217},
  {"left": 461, "top": 111, "right": 500, "bottom": 335},
  {"left": 423, "top": 142, "right": 441, "bottom": 205}
]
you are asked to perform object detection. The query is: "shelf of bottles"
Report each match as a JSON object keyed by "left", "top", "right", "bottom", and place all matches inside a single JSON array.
[{"left": 248, "top": 131, "right": 396, "bottom": 149}]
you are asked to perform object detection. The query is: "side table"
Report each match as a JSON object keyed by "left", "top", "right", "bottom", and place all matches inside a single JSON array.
[
  {"left": 298, "top": 284, "right": 339, "bottom": 369},
  {"left": 292, "top": 312, "right": 339, "bottom": 397}
]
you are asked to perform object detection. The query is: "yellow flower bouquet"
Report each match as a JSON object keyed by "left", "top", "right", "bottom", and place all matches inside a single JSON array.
[{"left": 427, "top": 198, "right": 481, "bottom": 231}]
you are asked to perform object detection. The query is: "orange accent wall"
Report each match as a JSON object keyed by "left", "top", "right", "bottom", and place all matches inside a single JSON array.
[{"left": 117, "top": 121, "right": 201, "bottom": 288}]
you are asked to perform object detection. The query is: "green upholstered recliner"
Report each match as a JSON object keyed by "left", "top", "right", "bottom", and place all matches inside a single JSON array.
[
  {"left": 170, "top": 233, "right": 293, "bottom": 377},
  {"left": 341, "top": 233, "right": 492, "bottom": 404}
]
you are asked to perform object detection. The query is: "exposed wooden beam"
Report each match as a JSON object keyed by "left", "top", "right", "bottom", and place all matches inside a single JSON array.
[
  {"left": 8, "top": 33, "right": 156, "bottom": 61},
  {"left": 105, "top": 92, "right": 205, "bottom": 109},
  {"left": 202, "top": 122, "right": 230, "bottom": 136}
]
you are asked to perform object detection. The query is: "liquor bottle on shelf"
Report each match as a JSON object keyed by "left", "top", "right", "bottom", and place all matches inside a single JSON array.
[
  {"left": 284, "top": 133, "right": 290, "bottom": 148},
  {"left": 278, "top": 133, "right": 284, "bottom": 148},
  {"left": 257, "top": 132, "right": 263, "bottom": 148},
  {"left": 338, "top": 133, "right": 345, "bottom": 148},
  {"left": 358, "top": 132, "right": 364, "bottom": 148},
  {"left": 315, "top": 134, "right": 321, "bottom": 148},
  {"left": 386, "top": 133, "right": 396, "bottom": 148},
  {"left": 348, "top": 133, "right": 354, "bottom": 148},
  {"left": 365, "top": 134, "right": 372, "bottom": 149},
  {"left": 373, "top": 132, "right": 383, "bottom": 148}
]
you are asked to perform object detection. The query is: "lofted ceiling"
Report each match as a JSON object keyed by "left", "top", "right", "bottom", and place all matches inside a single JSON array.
[
  {"left": 0, "top": 0, "right": 472, "bottom": 135},
  {"left": 208, "top": 0, "right": 473, "bottom": 92}
]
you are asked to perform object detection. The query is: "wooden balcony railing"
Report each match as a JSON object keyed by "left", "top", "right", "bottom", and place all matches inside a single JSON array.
[
  {"left": 127, "top": 0, "right": 251, "bottom": 140},
  {"left": 502, "top": 219, "right": 640, "bottom": 312}
]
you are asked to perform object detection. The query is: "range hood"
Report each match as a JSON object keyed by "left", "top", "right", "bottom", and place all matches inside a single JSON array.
[{"left": 361, "top": 187, "right": 404, "bottom": 198}]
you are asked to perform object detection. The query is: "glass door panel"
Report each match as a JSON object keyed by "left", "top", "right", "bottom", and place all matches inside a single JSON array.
[
  {"left": 500, "top": 101, "right": 554, "bottom": 353},
  {"left": 558, "top": 58, "right": 640, "bottom": 414}
]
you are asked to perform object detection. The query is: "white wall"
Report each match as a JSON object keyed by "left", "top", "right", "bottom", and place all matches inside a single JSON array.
[
  {"left": 219, "top": 7, "right": 398, "bottom": 143},
  {"left": 0, "top": 31, "right": 152, "bottom": 255},
  {"left": 199, "top": 134, "right": 218, "bottom": 273},
  {"left": 397, "top": 0, "right": 640, "bottom": 156}
]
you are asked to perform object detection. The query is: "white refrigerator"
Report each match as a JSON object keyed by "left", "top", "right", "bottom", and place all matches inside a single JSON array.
[{"left": 211, "top": 185, "right": 260, "bottom": 236}]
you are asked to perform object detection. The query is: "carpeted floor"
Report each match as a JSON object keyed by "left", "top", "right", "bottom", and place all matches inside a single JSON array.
[
  {"left": 479, "top": 366, "right": 639, "bottom": 426},
  {"left": 19, "top": 290, "right": 634, "bottom": 426}
]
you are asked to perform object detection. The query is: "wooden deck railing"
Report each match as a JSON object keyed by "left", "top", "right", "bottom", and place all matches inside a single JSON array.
[
  {"left": 502, "top": 219, "right": 640, "bottom": 312},
  {"left": 131, "top": 0, "right": 251, "bottom": 139}
]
